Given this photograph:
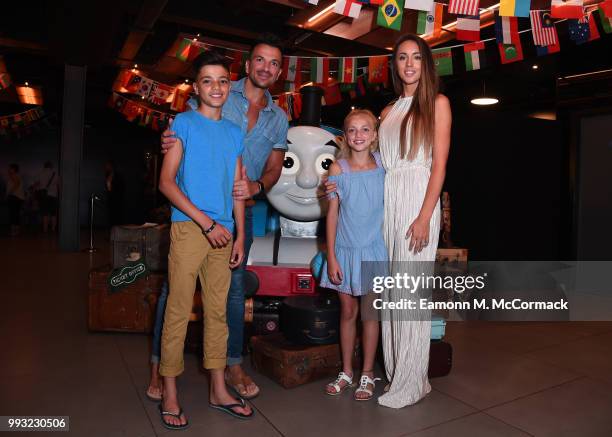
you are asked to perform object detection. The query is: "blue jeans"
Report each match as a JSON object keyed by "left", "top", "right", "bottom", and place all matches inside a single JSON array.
[
  {"left": 151, "top": 207, "right": 253, "bottom": 366},
  {"left": 227, "top": 207, "right": 253, "bottom": 366},
  {"left": 151, "top": 281, "right": 169, "bottom": 364}
]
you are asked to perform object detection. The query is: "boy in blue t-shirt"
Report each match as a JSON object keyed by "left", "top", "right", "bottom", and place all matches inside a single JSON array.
[{"left": 157, "top": 51, "right": 252, "bottom": 428}]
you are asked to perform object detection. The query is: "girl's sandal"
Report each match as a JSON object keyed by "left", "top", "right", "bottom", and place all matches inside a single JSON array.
[
  {"left": 354, "top": 375, "right": 381, "bottom": 401},
  {"left": 325, "top": 371, "right": 354, "bottom": 396}
]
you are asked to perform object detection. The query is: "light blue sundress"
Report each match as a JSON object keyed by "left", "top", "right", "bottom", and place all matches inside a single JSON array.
[{"left": 319, "top": 152, "right": 388, "bottom": 296}]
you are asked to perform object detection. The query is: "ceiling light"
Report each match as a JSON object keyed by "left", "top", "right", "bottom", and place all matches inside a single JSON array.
[
  {"left": 471, "top": 97, "right": 499, "bottom": 105},
  {"left": 308, "top": 4, "right": 334, "bottom": 23},
  {"left": 471, "top": 81, "right": 499, "bottom": 106},
  {"left": 25, "top": 81, "right": 29, "bottom": 87},
  {"left": 532, "top": 64, "right": 539, "bottom": 70}
]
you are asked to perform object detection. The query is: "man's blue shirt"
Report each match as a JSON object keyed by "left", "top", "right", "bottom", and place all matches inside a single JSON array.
[
  {"left": 188, "top": 77, "right": 288, "bottom": 181},
  {"left": 170, "top": 110, "right": 244, "bottom": 232}
]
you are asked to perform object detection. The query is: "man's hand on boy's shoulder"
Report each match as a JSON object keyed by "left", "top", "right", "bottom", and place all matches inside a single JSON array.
[
  {"left": 161, "top": 128, "right": 179, "bottom": 154},
  {"left": 229, "top": 237, "right": 244, "bottom": 268}
]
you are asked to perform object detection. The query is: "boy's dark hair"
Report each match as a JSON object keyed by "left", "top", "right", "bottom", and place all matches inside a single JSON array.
[
  {"left": 249, "top": 33, "right": 285, "bottom": 59},
  {"left": 9, "top": 163, "right": 19, "bottom": 172},
  {"left": 192, "top": 50, "right": 232, "bottom": 78}
]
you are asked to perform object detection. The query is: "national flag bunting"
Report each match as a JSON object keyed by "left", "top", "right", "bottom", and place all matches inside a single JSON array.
[
  {"left": 417, "top": 2, "right": 443, "bottom": 37},
  {"left": 448, "top": 0, "right": 479, "bottom": 16},
  {"left": 307, "top": 0, "right": 320, "bottom": 4},
  {"left": 587, "top": 11, "right": 601, "bottom": 41},
  {"left": 368, "top": 56, "right": 389, "bottom": 83},
  {"left": 499, "top": 0, "right": 530, "bottom": 17},
  {"left": 498, "top": 40, "right": 523, "bottom": 64},
  {"left": 339, "top": 57, "right": 357, "bottom": 83},
  {"left": 310, "top": 57, "right": 330, "bottom": 85},
  {"left": 599, "top": 6, "right": 612, "bottom": 33},
  {"left": 529, "top": 10, "right": 558, "bottom": 46},
  {"left": 456, "top": 15, "right": 481, "bottom": 41},
  {"left": 405, "top": 0, "right": 433, "bottom": 11},
  {"left": 550, "top": 0, "right": 583, "bottom": 19},
  {"left": 495, "top": 15, "right": 519, "bottom": 44},
  {"left": 568, "top": 16, "right": 590, "bottom": 44},
  {"left": 463, "top": 42, "right": 485, "bottom": 71},
  {"left": 149, "top": 83, "right": 174, "bottom": 105},
  {"left": 283, "top": 56, "right": 302, "bottom": 83},
  {"left": 0, "top": 73, "right": 11, "bottom": 90},
  {"left": 535, "top": 39, "right": 560, "bottom": 56},
  {"left": 322, "top": 80, "right": 343, "bottom": 106},
  {"left": 334, "top": 0, "right": 362, "bottom": 18},
  {"left": 359, "top": 0, "right": 384, "bottom": 4},
  {"left": 137, "top": 77, "right": 154, "bottom": 99},
  {"left": 432, "top": 48, "right": 453, "bottom": 76},
  {"left": 176, "top": 39, "right": 192, "bottom": 62},
  {"left": 377, "top": 0, "right": 404, "bottom": 31},
  {"left": 601, "top": 0, "right": 612, "bottom": 17}
]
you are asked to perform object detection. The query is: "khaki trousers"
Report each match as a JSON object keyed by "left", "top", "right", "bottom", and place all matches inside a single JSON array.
[{"left": 159, "top": 221, "right": 232, "bottom": 375}]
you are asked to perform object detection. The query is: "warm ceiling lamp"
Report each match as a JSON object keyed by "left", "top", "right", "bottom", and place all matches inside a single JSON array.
[
  {"left": 308, "top": 4, "right": 335, "bottom": 23},
  {"left": 471, "top": 81, "right": 498, "bottom": 106},
  {"left": 16, "top": 83, "right": 43, "bottom": 105}
]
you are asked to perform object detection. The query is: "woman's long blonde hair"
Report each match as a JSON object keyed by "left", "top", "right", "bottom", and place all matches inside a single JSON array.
[
  {"left": 338, "top": 109, "right": 379, "bottom": 159},
  {"left": 390, "top": 34, "right": 438, "bottom": 161}
]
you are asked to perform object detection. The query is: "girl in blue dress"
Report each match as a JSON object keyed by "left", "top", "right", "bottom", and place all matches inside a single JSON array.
[{"left": 320, "top": 109, "right": 387, "bottom": 401}]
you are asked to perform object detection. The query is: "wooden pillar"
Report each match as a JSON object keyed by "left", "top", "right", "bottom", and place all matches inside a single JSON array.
[{"left": 59, "top": 64, "right": 87, "bottom": 252}]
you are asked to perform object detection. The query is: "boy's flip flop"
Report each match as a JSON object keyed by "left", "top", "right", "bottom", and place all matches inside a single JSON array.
[
  {"left": 145, "top": 386, "right": 163, "bottom": 402},
  {"left": 158, "top": 404, "right": 190, "bottom": 430},
  {"left": 209, "top": 397, "right": 254, "bottom": 420}
]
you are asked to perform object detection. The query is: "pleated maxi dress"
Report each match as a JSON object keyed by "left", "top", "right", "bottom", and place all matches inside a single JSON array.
[{"left": 377, "top": 96, "right": 441, "bottom": 409}]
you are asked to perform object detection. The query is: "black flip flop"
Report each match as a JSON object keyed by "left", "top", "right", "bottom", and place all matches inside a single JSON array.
[
  {"left": 209, "top": 397, "right": 254, "bottom": 420},
  {"left": 158, "top": 404, "right": 190, "bottom": 430}
]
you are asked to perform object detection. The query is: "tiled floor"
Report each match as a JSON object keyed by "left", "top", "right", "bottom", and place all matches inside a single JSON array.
[{"left": 2, "top": 232, "right": 612, "bottom": 436}]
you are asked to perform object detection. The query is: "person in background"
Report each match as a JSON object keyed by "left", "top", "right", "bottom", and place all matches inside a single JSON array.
[
  {"left": 7, "top": 163, "right": 25, "bottom": 236},
  {"left": 104, "top": 160, "right": 125, "bottom": 226},
  {"left": 34, "top": 161, "right": 58, "bottom": 233}
]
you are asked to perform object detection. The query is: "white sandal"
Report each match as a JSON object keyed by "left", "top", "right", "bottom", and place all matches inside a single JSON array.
[
  {"left": 325, "top": 372, "right": 354, "bottom": 396},
  {"left": 354, "top": 375, "right": 381, "bottom": 401}
]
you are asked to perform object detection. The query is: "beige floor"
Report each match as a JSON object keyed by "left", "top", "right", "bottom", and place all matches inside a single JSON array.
[{"left": 2, "top": 232, "right": 612, "bottom": 436}]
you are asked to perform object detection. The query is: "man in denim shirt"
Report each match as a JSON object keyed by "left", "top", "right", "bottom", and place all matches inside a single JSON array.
[{"left": 153, "top": 34, "right": 288, "bottom": 400}]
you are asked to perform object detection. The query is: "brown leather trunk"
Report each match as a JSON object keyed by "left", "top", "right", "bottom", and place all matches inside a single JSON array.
[
  {"left": 250, "top": 334, "right": 347, "bottom": 389},
  {"left": 88, "top": 266, "right": 166, "bottom": 333}
]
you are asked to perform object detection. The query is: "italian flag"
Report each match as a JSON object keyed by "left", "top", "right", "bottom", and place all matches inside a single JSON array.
[
  {"left": 310, "top": 58, "right": 330, "bottom": 85},
  {"left": 463, "top": 42, "right": 485, "bottom": 71},
  {"left": 339, "top": 58, "right": 356, "bottom": 83},
  {"left": 417, "top": 2, "right": 443, "bottom": 37},
  {"left": 176, "top": 38, "right": 192, "bottom": 62}
]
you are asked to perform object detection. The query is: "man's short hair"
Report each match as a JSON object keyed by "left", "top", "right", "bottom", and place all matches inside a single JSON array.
[
  {"left": 192, "top": 50, "right": 232, "bottom": 78},
  {"left": 249, "top": 33, "right": 285, "bottom": 59}
]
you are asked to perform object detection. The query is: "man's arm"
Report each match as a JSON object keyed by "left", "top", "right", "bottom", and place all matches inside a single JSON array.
[
  {"left": 233, "top": 149, "right": 285, "bottom": 201},
  {"left": 158, "top": 138, "right": 232, "bottom": 248},
  {"left": 230, "top": 157, "right": 246, "bottom": 268}
]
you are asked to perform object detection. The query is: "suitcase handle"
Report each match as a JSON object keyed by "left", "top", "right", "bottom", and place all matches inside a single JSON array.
[{"left": 305, "top": 332, "right": 333, "bottom": 341}]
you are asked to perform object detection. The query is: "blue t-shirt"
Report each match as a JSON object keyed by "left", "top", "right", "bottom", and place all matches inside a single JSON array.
[
  {"left": 187, "top": 77, "right": 289, "bottom": 181},
  {"left": 170, "top": 110, "right": 244, "bottom": 232}
]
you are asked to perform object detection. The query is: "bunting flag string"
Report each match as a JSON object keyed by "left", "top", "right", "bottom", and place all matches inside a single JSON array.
[
  {"left": 0, "top": 72, "right": 12, "bottom": 91},
  {"left": 0, "top": 106, "right": 46, "bottom": 137},
  {"left": 108, "top": 92, "right": 175, "bottom": 132}
]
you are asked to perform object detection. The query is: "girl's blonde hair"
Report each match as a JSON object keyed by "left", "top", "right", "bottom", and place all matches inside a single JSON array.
[{"left": 338, "top": 109, "right": 379, "bottom": 159}]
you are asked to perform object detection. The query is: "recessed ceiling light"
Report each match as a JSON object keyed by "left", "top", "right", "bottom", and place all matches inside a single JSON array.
[
  {"left": 532, "top": 64, "right": 539, "bottom": 70},
  {"left": 471, "top": 97, "right": 499, "bottom": 105}
]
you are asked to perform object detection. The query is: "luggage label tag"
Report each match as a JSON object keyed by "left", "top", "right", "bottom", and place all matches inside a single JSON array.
[{"left": 108, "top": 260, "right": 149, "bottom": 293}]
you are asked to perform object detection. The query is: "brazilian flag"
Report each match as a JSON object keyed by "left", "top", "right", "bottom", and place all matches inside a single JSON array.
[{"left": 377, "top": 0, "right": 404, "bottom": 31}]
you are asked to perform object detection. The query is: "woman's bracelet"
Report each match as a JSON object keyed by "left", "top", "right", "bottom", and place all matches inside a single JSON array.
[{"left": 203, "top": 220, "right": 216, "bottom": 234}]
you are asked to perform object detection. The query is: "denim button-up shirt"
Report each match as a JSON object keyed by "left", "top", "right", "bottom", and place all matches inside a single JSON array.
[{"left": 188, "top": 78, "right": 288, "bottom": 181}]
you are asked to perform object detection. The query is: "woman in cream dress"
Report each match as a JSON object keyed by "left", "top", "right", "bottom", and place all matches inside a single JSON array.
[{"left": 377, "top": 34, "right": 452, "bottom": 409}]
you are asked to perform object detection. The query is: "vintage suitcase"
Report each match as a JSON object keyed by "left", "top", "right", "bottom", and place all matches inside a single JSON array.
[
  {"left": 250, "top": 333, "right": 351, "bottom": 388},
  {"left": 110, "top": 224, "right": 170, "bottom": 271},
  {"left": 280, "top": 294, "right": 340, "bottom": 345},
  {"left": 430, "top": 315, "right": 447, "bottom": 340},
  {"left": 88, "top": 266, "right": 166, "bottom": 333},
  {"left": 428, "top": 340, "right": 453, "bottom": 378}
]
